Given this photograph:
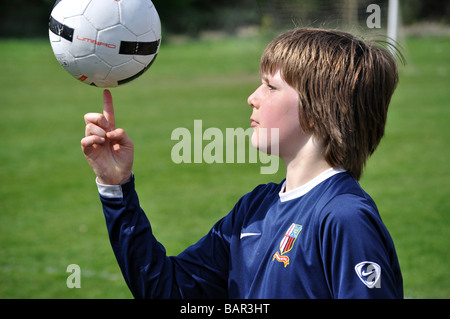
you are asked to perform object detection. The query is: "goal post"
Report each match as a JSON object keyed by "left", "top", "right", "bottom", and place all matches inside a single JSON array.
[{"left": 387, "top": 0, "right": 399, "bottom": 48}]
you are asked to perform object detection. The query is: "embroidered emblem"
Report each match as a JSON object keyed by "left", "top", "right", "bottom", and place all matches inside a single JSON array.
[{"left": 272, "top": 223, "right": 302, "bottom": 267}]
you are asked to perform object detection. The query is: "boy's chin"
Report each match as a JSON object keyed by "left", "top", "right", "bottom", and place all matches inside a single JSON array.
[{"left": 251, "top": 131, "right": 278, "bottom": 156}]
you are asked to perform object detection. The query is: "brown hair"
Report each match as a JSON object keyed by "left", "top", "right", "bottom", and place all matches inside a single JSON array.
[{"left": 260, "top": 28, "right": 402, "bottom": 180}]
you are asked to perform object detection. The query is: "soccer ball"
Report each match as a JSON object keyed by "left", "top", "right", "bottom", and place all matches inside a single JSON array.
[{"left": 49, "top": 0, "right": 161, "bottom": 88}]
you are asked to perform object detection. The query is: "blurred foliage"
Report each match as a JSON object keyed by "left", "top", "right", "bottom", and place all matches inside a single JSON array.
[
  {"left": 152, "top": 0, "right": 258, "bottom": 35},
  {"left": 0, "top": 0, "right": 449, "bottom": 38},
  {"left": 0, "top": 0, "right": 258, "bottom": 38}
]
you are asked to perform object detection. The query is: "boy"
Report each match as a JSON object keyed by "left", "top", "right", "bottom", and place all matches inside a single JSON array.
[{"left": 81, "top": 28, "right": 403, "bottom": 298}]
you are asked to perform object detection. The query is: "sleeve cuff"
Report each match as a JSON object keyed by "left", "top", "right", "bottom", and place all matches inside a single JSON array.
[{"left": 96, "top": 174, "right": 133, "bottom": 198}]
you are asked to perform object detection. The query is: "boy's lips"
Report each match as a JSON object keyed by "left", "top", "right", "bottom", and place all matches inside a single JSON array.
[{"left": 250, "top": 118, "right": 259, "bottom": 127}]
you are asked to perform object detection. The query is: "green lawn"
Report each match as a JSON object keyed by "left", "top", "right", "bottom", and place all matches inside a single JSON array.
[{"left": 0, "top": 34, "right": 448, "bottom": 298}]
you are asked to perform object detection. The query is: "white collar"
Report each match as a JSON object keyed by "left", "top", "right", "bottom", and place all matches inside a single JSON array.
[{"left": 279, "top": 168, "right": 346, "bottom": 202}]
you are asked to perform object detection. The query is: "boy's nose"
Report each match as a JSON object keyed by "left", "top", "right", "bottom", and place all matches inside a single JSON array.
[{"left": 247, "top": 89, "right": 258, "bottom": 109}]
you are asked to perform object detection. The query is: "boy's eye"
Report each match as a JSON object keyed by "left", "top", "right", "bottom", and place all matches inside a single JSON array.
[{"left": 261, "top": 77, "right": 276, "bottom": 91}]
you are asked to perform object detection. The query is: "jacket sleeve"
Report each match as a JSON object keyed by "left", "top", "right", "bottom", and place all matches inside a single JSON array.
[
  {"left": 319, "top": 194, "right": 403, "bottom": 299},
  {"left": 99, "top": 175, "right": 230, "bottom": 299}
]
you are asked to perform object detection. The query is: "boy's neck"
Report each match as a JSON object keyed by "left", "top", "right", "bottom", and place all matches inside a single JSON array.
[{"left": 281, "top": 136, "right": 332, "bottom": 192}]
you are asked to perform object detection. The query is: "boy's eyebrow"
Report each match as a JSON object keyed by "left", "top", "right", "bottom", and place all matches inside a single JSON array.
[
  {"left": 262, "top": 75, "right": 276, "bottom": 85},
  {"left": 262, "top": 75, "right": 280, "bottom": 87}
]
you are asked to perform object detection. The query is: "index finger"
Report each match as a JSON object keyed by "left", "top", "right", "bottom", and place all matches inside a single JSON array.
[{"left": 103, "top": 89, "right": 115, "bottom": 131}]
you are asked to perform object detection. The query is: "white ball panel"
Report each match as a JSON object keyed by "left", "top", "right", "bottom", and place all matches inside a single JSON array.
[
  {"left": 149, "top": 9, "right": 162, "bottom": 38},
  {"left": 119, "top": 0, "right": 158, "bottom": 36},
  {"left": 84, "top": 0, "right": 120, "bottom": 30},
  {"left": 133, "top": 53, "right": 156, "bottom": 66},
  {"left": 137, "top": 30, "right": 160, "bottom": 46},
  {"left": 108, "top": 59, "right": 145, "bottom": 82},
  {"left": 75, "top": 54, "right": 111, "bottom": 82},
  {"left": 51, "top": 41, "right": 82, "bottom": 77},
  {"left": 52, "top": 0, "right": 91, "bottom": 20}
]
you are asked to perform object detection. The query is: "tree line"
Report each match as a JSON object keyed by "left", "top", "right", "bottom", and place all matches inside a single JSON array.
[{"left": 0, "top": 0, "right": 448, "bottom": 38}]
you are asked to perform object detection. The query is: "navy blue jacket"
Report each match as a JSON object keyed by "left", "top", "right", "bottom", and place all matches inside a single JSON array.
[{"left": 99, "top": 171, "right": 403, "bottom": 298}]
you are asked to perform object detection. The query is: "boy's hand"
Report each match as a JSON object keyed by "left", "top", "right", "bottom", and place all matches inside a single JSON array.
[{"left": 81, "top": 89, "right": 134, "bottom": 185}]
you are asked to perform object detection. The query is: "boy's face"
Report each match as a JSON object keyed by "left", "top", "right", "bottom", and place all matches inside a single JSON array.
[{"left": 248, "top": 70, "right": 308, "bottom": 159}]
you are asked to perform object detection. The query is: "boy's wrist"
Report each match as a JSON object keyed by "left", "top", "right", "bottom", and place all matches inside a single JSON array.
[
  {"left": 96, "top": 172, "right": 132, "bottom": 186},
  {"left": 96, "top": 173, "right": 133, "bottom": 198}
]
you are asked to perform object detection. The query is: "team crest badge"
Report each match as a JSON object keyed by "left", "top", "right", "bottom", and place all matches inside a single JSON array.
[{"left": 272, "top": 223, "right": 302, "bottom": 267}]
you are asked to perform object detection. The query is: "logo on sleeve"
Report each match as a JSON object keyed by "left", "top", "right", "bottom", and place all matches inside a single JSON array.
[
  {"left": 354, "top": 261, "right": 381, "bottom": 288},
  {"left": 272, "top": 223, "right": 302, "bottom": 267}
]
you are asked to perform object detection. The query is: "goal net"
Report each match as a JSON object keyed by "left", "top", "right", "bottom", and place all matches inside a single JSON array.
[{"left": 255, "top": 0, "right": 398, "bottom": 41}]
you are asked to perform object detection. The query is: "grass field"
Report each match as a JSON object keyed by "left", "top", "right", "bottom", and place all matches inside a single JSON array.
[{"left": 0, "top": 34, "right": 449, "bottom": 299}]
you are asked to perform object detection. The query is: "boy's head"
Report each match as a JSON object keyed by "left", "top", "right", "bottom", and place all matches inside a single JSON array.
[{"left": 260, "top": 28, "right": 401, "bottom": 180}]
